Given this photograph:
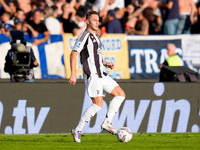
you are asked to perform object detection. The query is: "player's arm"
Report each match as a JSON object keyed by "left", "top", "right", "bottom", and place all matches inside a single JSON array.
[
  {"left": 69, "top": 50, "right": 78, "bottom": 85},
  {"left": 103, "top": 60, "right": 114, "bottom": 70}
]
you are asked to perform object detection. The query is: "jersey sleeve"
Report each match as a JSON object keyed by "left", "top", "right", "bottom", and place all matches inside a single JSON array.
[{"left": 72, "top": 30, "right": 89, "bottom": 53}]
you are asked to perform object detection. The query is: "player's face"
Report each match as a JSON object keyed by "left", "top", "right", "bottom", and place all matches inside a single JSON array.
[{"left": 87, "top": 14, "right": 99, "bottom": 32}]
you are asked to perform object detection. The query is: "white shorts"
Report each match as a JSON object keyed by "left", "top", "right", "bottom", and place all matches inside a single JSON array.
[{"left": 85, "top": 74, "right": 119, "bottom": 98}]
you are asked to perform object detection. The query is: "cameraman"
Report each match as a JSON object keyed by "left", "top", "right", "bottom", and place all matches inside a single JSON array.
[{"left": 4, "top": 30, "right": 38, "bottom": 82}]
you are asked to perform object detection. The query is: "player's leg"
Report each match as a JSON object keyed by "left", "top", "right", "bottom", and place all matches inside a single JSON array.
[
  {"left": 72, "top": 77, "right": 103, "bottom": 142},
  {"left": 105, "top": 86, "right": 125, "bottom": 122},
  {"left": 101, "top": 86, "right": 125, "bottom": 134},
  {"left": 76, "top": 97, "right": 103, "bottom": 131},
  {"left": 91, "top": 96, "right": 103, "bottom": 107},
  {"left": 72, "top": 97, "right": 102, "bottom": 142},
  {"left": 101, "top": 76, "right": 125, "bottom": 134},
  {"left": 75, "top": 96, "right": 103, "bottom": 132}
]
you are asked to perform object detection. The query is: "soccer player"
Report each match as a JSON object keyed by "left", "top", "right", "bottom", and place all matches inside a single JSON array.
[{"left": 69, "top": 11, "right": 125, "bottom": 143}]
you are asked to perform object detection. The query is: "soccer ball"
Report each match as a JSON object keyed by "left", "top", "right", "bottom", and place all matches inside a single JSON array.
[{"left": 116, "top": 127, "right": 132, "bottom": 142}]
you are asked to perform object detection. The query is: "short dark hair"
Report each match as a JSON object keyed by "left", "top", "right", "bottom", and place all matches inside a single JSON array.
[
  {"left": 3, "top": 11, "right": 11, "bottom": 18},
  {"left": 86, "top": 11, "right": 98, "bottom": 20},
  {"left": 16, "top": 8, "right": 25, "bottom": 15},
  {"left": 114, "top": 7, "right": 120, "bottom": 12},
  {"left": 51, "top": 5, "right": 58, "bottom": 11},
  {"left": 33, "top": 9, "right": 41, "bottom": 15}
]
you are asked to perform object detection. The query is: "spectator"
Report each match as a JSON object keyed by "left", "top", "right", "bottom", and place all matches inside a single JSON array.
[
  {"left": 106, "top": 9, "right": 122, "bottom": 33},
  {"left": 114, "top": 7, "right": 121, "bottom": 19},
  {"left": 81, "top": 0, "right": 93, "bottom": 12},
  {"left": 13, "top": 19, "right": 23, "bottom": 31},
  {"left": 59, "top": 2, "right": 76, "bottom": 33},
  {"left": 176, "top": 0, "right": 197, "bottom": 34},
  {"left": 39, "top": 0, "right": 46, "bottom": 11},
  {"left": 159, "top": 43, "right": 183, "bottom": 69},
  {"left": 126, "top": 3, "right": 149, "bottom": 35},
  {"left": 126, "top": 8, "right": 149, "bottom": 35},
  {"left": 39, "top": 0, "right": 55, "bottom": 11},
  {"left": 22, "top": 21, "right": 31, "bottom": 35},
  {"left": 159, "top": 0, "right": 180, "bottom": 35},
  {"left": 44, "top": 6, "right": 62, "bottom": 34},
  {"left": 55, "top": 0, "right": 76, "bottom": 17},
  {"left": 14, "top": 9, "right": 26, "bottom": 22},
  {"left": 120, "top": 4, "right": 136, "bottom": 33},
  {"left": 71, "top": 6, "right": 87, "bottom": 36},
  {"left": 51, "top": 5, "right": 59, "bottom": 18},
  {"left": 25, "top": 0, "right": 40, "bottom": 22},
  {"left": 144, "top": 7, "right": 162, "bottom": 34},
  {"left": 45, "top": 0, "right": 55, "bottom": 7},
  {"left": 0, "top": 2, "right": 4, "bottom": 16},
  {"left": 0, "top": 0, "right": 198, "bottom": 37},
  {"left": 125, "top": 0, "right": 132, "bottom": 7},
  {"left": 74, "top": 0, "right": 82, "bottom": 10},
  {"left": 55, "top": 0, "right": 68, "bottom": 17},
  {"left": 142, "top": 0, "right": 159, "bottom": 11},
  {"left": 27, "top": 9, "right": 50, "bottom": 45},
  {"left": 1, "top": 11, "right": 14, "bottom": 32},
  {"left": 38, "top": 0, "right": 49, "bottom": 21},
  {"left": 17, "top": 0, "right": 32, "bottom": 14},
  {"left": 191, "top": 0, "right": 200, "bottom": 33},
  {"left": 0, "top": 25, "right": 5, "bottom": 34},
  {"left": 0, "top": 0, "right": 17, "bottom": 16},
  {"left": 93, "top": 0, "right": 124, "bottom": 19}
]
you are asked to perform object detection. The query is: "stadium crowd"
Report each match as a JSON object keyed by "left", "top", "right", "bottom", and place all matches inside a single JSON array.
[{"left": 0, "top": 0, "right": 200, "bottom": 45}]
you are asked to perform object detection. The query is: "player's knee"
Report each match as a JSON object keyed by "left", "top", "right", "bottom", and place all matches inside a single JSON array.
[
  {"left": 116, "top": 90, "right": 125, "bottom": 98},
  {"left": 120, "top": 90, "right": 126, "bottom": 98},
  {"left": 92, "top": 97, "right": 103, "bottom": 107},
  {"left": 92, "top": 100, "right": 103, "bottom": 107},
  {"left": 95, "top": 103, "right": 103, "bottom": 108},
  {"left": 111, "top": 86, "right": 126, "bottom": 97}
]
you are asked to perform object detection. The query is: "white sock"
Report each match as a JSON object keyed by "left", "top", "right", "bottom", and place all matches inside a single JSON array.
[
  {"left": 105, "top": 96, "right": 125, "bottom": 123},
  {"left": 76, "top": 103, "right": 101, "bottom": 131}
]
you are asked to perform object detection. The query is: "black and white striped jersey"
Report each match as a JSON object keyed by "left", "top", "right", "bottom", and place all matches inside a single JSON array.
[{"left": 73, "top": 29, "right": 106, "bottom": 79}]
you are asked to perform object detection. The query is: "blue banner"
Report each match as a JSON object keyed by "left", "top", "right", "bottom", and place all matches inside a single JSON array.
[{"left": 128, "top": 39, "right": 182, "bottom": 79}]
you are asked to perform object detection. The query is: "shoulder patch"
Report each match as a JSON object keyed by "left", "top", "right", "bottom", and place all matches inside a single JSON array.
[{"left": 76, "top": 42, "right": 81, "bottom": 48}]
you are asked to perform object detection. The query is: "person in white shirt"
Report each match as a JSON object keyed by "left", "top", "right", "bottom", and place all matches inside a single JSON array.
[
  {"left": 44, "top": 7, "right": 62, "bottom": 34},
  {"left": 93, "top": 0, "right": 124, "bottom": 18}
]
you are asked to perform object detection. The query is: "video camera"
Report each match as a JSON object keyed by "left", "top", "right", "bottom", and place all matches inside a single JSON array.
[{"left": 5, "top": 30, "right": 31, "bottom": 82}]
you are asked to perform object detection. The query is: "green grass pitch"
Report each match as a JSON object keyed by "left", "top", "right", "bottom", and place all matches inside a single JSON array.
[{"left": 0, "top": 133, "right": 200, "bottom": 150}]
